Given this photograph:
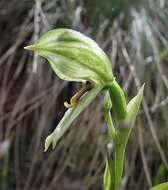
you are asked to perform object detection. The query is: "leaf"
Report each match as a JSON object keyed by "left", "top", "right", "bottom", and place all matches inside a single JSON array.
[
  {"left": 103, "top": 155, "right": 114, "bottom": 190},
  {"left": 125, "top": 83, "right": 145, "bottom": 126},
  {"left": 103, "top": 91, "right": 112, "bottom": 111},
  {"left": 25, "top": 29, "right": 113, "bottom": 85},
  {"left": 114, "top": 84, "right": 145, "bottom": 190},
  {"left": 154, "top": 165, "right": 166, "bottom": 185},
  {"left": 149, "top": 182, "right": 168, "bottom": 190},
  {"left": 44, "top": 86, "right": 102, "bottom": 152}
]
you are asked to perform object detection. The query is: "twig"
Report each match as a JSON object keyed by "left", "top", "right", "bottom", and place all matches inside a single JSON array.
[
  {"left": 32, "top": 0, "right": 41, "bottom": 73},
  {"left": 138, "top": 120, "right": 152, "bottom": 186}
]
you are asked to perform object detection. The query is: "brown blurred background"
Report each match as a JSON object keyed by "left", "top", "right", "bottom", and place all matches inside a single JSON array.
[{"left": 0, "top": 0, "right": 168, "bottom": 189}]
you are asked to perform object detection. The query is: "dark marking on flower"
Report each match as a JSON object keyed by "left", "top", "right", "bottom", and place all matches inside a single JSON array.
[{"left": 64, "top": 81, "right": 94, "bottom": 108}]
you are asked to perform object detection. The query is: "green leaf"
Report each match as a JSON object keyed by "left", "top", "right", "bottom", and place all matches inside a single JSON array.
[
  {"left": 103, "top": 155, "right": 114, "bottom": 190},
  {"left": 44, "top": 86, "right": 102, "bottom": 152},
  {"left": 114, "top": 84, "right": 145, "bottom": 190},
  {"left": 103, "top": 91, "right": 112, "bottom": 111},
  {"left": 25, "top": 29, "right": 113, "bottom": 86},
  {"left": 149, "top": 182, "right": 168, "bottom": 190},
  {"left": 125, "top": 83, "right": 145, "bottom": 126},
  {"left": 154, "top": 165, "right": 166, "bottom": 185}
]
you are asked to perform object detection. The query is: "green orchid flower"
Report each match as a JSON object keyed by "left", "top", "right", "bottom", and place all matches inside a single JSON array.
[
  {"left": 25, "top": 28, "right": 128, "bottom": 151},
  {"left": 25, "top": 28, "right": 145, "bottom": 190},
  {"left": 25, "top": 28, "right": 127, "bottom": 115}
]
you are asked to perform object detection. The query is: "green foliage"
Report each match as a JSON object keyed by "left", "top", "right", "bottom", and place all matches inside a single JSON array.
[
  {"left": 154, "top": 164, "right": 166, "bottom": 185},
  {"left": 113, "top": 85, "right": 144, "bottom": 190},
  {"left": 149, "top": 182, "right": 168, "bottom": 190},
  {"left": 103, "top": 155, "right": 114, "bottom": 190},
  {"left": 125, "top": 84, "right": 145, "bottom": 125},
  {"left": 103, "top": 85, "right": 144, "bottom": 190}
]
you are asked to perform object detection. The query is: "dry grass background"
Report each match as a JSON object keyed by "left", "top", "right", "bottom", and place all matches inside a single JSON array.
[{"left": 0, "top": 0, "right": 168, "bottom": 189}]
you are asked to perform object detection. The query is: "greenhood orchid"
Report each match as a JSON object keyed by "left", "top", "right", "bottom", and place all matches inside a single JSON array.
[
  {"left": 25, "top": 29, "right": 127, "bottom": 121},
  {"left": 25, "top": 28, "right": 144, "bottom": 190}
]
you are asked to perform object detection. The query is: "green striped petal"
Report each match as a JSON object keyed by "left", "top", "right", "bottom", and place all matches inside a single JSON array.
[
  {"left": 25, "top": 29, "right": 113, "bottom": 86},
  {"left": 44, "top": 86, "right": 102, "bottom": 151}
]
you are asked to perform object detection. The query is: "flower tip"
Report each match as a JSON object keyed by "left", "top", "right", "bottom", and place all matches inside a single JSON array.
[
  {"left": 24, "top": 45, "right": 36, "bottom": 51},
  {"left": 141, "top": 83, "right": 145, "bottom": 90},
  {"left": 44, "top": 147, "right": 48, "bottom": 152},
  {"left": 44, "top": 143, "right": 49, "bottom": 152},
  {"left": 44, "top": 135, "right": 52, "bottom": 152},
  {"left": 139, "top": 83, "right": 145, "bottom": 96}
]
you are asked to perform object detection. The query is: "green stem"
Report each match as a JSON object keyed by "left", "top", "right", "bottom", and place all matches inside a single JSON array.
[
  {"left": 107, "top": 83, "right": 144, "bottom": 190},
  {"left": 103, "top": 109, "right": 117, "bottom": 140},
  {"left": 104, "top": 154, "right": 115, "bottom": 190},
  {"left": 114, "top": 140, "right": 127, "bottom": 190},
  {"left": 108, "top": 80, "right": 127, "bottom": 121},
  {"left": 114, "top": 125, "right": 132, "bottom": 190},
  {"left": 103, "top": 89, "right": 128, "bottom": 190}
]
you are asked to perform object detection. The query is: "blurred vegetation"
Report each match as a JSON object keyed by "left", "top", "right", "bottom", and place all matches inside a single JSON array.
[{"left": 0, "top": 0, "right": 168, "bottom": 189}]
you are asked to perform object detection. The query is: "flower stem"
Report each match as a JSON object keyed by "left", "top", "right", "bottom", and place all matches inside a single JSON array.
[
  {"left": 114, "top": 132, "right": 128, "bottom": 190},
  {"left": 108, "top": 80, "right": 127, "bottom": 121}
]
